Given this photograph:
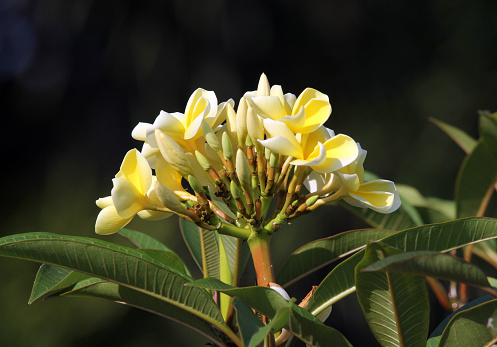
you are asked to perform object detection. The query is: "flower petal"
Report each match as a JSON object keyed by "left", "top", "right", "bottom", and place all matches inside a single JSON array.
[
  {"left": 291, "top": 142, "right": 326, "bottom": 167},
  {"left": 262, "top": 118, "right": 302, "bottom": 151},
  {"left": 146, "top": 111, "right": 185, "bottom": 147},
  {"left": 250, "top": 96, "right": 287, "bottom": 120},
  {"left": 137, "top": 209, "right": 172, "bottom": 220},
  {"left": 346, "top": 180, "right": 401, "bottom": 213},
  {"left": 293, "top": 88, "right": 329, "bottom": 112},
  {"left": 309, "top": 134, "right": 358, "bottom": 173},
  {"left": 300, "top": 98, "right": 332, "bottom": 133},
  {"left": 258, "top": 136, "right": 303, "bottom": 158},
  {"left": 303, "top": 170, "right": 332, "bottom": 193},
  {"left": 95, "top": 205, "right": 133, "bottom": 235},
  {"left": 279, "top": 106, "right": 306, "bottom": 134},
  {"left": 131, "top": 122, "right": 151, "bottom": 141},
  {"left": 111, "top": 177, "right": 146, "bottom": 219},
  {"left": 117, "top": 149, "right": 152, "bottom": 195}
]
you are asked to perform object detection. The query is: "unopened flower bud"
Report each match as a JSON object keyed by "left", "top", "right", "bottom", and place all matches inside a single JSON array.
[
  {"left": 200, "top": 121, "right": 221, "bottom": 152},
  {"left": 257, "top": 73, "right": 271, "bottom": 97},
  {"left": 236, "top": 149, "right": 251, "bottom": 191},
  {"left": 155, "top": 181, "right": 188, "bottom": 215},
  {"left": 187, "top": 175, "right": 204, "bottom": 196},
  {"left": 236, "top": 98, "right": 248, "bottom": 145},
  {"left": 155, "top": 129, "right": 194, "bottom": 177},
  {"left": 230, "top": 180, "right": 241, "bottom": 199},
  {"left": 247, "top": 107, "right": 264, "bottom": 142},
  {"left": 222, "top": 132, "right": 233, "bottom": 160},
  {"left": 305, "top": 195, "right": 319, "bottom": 207},
  {"left": 195, "top": 151, "right": 211, "bottom": 171}
]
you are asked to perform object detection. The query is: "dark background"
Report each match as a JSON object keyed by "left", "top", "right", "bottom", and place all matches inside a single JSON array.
[{"left": 1, "top": 0, "right": 497, "bottom": 346}]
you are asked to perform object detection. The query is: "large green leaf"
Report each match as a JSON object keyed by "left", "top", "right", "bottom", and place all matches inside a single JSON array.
[
  {"left": 455, "top": 140, "right": 497, "bottom": 218},
  {"left": 0, "top": 232, "right": 236, "bottom": 342},
  {"left": 187, "top": 278, "right": 353, "bottom": 347},
  {"left": 232, "top": 297, "right": 289, "bottom": 347},
  {"left": 427, "top": 295, "right": 495, "bottom": 347},
  {"left": 117, "top": 228, "right": 172, "bottom": 251},
  {"left": 29, "top": 264, "right": 91, "bottom": 304},
  {"left": 437, "top": 298, "right": 497, "bottom": 346},
  {"left": 180, "top": 219, "right": 220, "bottom": 279},
  {"left": 51, "top": 277, "right": 224, "bottom": 346},
  {"left": 277, "top": 229, "right": 395, "bottom": 288},
  {"left": 307, "top": 217, "right": 497, "bottom": 316},
  {"left": 340, "top": 194, "right": 422, "bottom": 231},
  {"left": 355, "top": 242, "right": 430, "bottom": 347},
  {"left": 429, "top": 117, "right": 477, "bottom": 154},
  {"left": 363, "top": 250, "right": 493, "bottom": 291}
]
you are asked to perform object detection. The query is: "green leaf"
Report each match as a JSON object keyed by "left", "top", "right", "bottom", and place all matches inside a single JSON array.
[
  {"left": 480, "top": 111, "right": 497, "bottom": 156},
  {"left": 0, "top": 232, "right": 235, "bottom": 342},
  {"left": 397, "top": 184, "right": 456, "bottom": 223},
  {"left": 117, "top": 228, "right": 172, "bottom": 251},
  {"left": 29, "top": 264, "right": 91, "bottom": 304},
  {"left": 429, "top": 117, "right": 477, "bottom": 154},
  {"left": 180, "top": 219, "right": 220, "bottom": 279},
  {"left": 52, "top": 278, "right": 224, "bottom": 346},
  {"left": 219, "top": 233, "right": 251, "bottom": 282},
  {"left": 340, "top": 194, "right": 422, "bottom": 231},
  {"left": 363, "top": 250, "right": 493, "bottom": 290},
  {"left": 307, "top": 217, "right": 497, "bottom": 316},
  {"left": 277, "top": 229, "right": 396, "bottom": 288},
  {"left": 355, "top": 242, "right": 430, "bottom": 347},
  {"left": 137, "top": 249, "right": 192, "bottom": 279},
  {"left": 438, "top": 298, "right": 497, "bottom": 346},
  {"left": 427, "top": 295, "right": 495, "bottom": 347},
  {"left": 232, "top": 297, "right": 290, "bottom": 347},
  {"left": 187, "top": 278, "right": 353, "bottom": 347},
  {"left": 456, "top": 140, "right": 497, "bottom": 218}
]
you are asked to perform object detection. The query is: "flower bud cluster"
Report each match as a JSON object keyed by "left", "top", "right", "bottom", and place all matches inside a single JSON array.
[{"left": 95, "top": 74, "right": 400, "bottom": 235}]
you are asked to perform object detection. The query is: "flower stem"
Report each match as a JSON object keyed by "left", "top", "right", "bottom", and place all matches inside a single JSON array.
[{"left": 247, "top": 230, "right": 275, "bottom": 287}]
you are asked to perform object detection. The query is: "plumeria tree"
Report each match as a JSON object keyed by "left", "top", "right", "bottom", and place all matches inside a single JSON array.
[{"left": 1, "top": 74, "right": 497, "bottom": 346}]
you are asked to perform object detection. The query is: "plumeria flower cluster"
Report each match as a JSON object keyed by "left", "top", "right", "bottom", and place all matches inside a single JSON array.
[{"left": 95, "top": 74, "right": 400, "bottom": 235}]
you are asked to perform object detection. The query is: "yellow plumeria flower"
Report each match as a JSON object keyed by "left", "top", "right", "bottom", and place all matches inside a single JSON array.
[
  {"left": 95, "top": 149, "right": 175, "bottom": 235},
  {"left": 249, "top": 80, "right": 331, "bottom": 134},
  {"left": 306, "top": 144, "right": 401, "bottom": 213},
  {"left": 143, "top": 89, "right": 232, "bottom": 151},
  {"left": 259, "top": 120, "right": 359, "bottom": 173}
]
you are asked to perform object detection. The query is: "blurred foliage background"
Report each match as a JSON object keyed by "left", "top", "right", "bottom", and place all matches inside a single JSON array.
[{"left": 1, "top": 0, "right": 497, "bottom": 346}]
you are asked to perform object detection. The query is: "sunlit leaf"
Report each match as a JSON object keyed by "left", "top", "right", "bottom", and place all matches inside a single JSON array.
[
  {"left": 363, "top": 250, "right": 493, "bottom": 291},
  {"left": 307, "top": 218, "right": 497, "bottom": 317},
  {"left": 356, "top": 242, "right": 430, "bottom": 347},
  {"left": 429, "top": 117, "right": 477, "bottom": 154},
  {"left": 0, "top": 232, "right": 235, "bottom": 342},
  {"left": 277, "top": 228, "right": 395, "bottom": 288}
]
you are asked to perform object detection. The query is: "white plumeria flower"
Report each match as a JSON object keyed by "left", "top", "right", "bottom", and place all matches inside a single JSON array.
[{"left": 259, "top": 121, "right": 359, "bottom": 173}]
